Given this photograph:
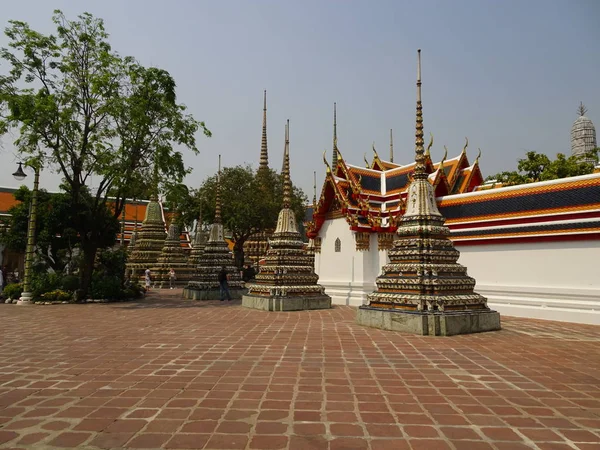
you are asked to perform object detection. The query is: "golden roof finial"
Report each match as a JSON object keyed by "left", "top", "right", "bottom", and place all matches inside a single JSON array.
[
  {"left": 313, "top": 171, "right": 317, "bottom": 206},
  {"left": 462, "top": 137, "right": 469, "bottom": 155},
  {"left": 323, "top": 150, "right": 331, "bottom": 173},
  {"left": 425, "top": 132, "right": 434, "bottom": 157},
  {"left": 439, "top": 145, "right": 448, "bottom": 172},
  {"left": 389, "top": 129, "right": 394, "bottom": 163},
  {"left": 475, "top": 148, "right": 482, "bottom": 164},
  {"left": 364, "top": 153, "right": 370, "bottom": 168},
  {"left": 372, "top": 142, "right": 379, "bottom": 159}
]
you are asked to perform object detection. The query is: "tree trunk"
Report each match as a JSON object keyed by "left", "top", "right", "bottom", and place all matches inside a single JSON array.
[
  {"left": 79, "top": 242, "right": 98, "bottom": 300},
  {"left": 233, "top": 240, "right": 245, "bottom": 269}
]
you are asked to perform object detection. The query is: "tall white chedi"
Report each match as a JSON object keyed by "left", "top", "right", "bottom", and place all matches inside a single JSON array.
[{"left": 571, "top": 103, "right": 597, "bottom": 163}]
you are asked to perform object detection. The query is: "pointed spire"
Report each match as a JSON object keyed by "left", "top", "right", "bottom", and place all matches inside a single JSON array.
[
  {"left": 578, "top": 102, "right": 588, "bottom": 117},
  {"left": 414, "top": 49, "right": 427, "bottom": 180},
  {"left": 389, "top": 129, "right": 394, "bottom": 162},
  {"left": 281, "top": 118, "right": 289, "bottom": 174},
  {"left": 283, "top": 120, "right": 292, "bottom": 209},
  {"left": 215, "top": 155, "right": 222, "bottom": 224},
  {"left": 151, "top": 161, "right": 159, "bottom": 201},
  {"left": 332, "top": 102, "right": 338, "bottom": 171},
  {"left": 313, "top": 171, "right": 317, "bottom": 207},
  {"left": 197, "top": 199, "right": 203, "bottom": 233},
  {"left": 259, "top": 90, "right": 269, "bottom": 170}
]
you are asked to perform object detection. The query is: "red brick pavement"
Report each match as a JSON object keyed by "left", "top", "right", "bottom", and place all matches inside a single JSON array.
[{"left": 0, "top": 289, "right": 599, "bottom": 449}]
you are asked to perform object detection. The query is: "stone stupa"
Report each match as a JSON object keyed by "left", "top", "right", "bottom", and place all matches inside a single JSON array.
[
  {"left": 125, "top": 177, "right": 167, "bottom": 281},
  {"left": 150, "top": 221, "right": 195, "bottom": 288},
  {"left": 356, "top": 50, "right": 500, "bottom": 336},
  {"left": 183, "top": 156, "right": 244, "bottom": 300},
  {"left": 243, "top": 121, "right": 331, "bottom": 311},
  {"left": 244, "top": 90, "right": 271, "bottom": 267},
  {"left": 571, "top": 102, "right": 597, "bottom": 164},
  {"left": 188, "top": 211, "right": 208, "bottom": 268}
]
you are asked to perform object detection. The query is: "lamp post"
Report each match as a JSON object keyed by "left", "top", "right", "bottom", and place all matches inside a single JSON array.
[{"left": 12, "top": 162, "right": 40, "bottom": 305}]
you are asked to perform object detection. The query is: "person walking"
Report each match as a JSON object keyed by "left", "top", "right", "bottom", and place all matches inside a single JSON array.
[
  {"left": 144, "top": 268, "right": 152, "bottom": 291},
  {"left": 169, "top": 268, "right": 176, "bottom": 289},
  {"left": 218, "top": 266, "right": 232, "bottom": 301}
]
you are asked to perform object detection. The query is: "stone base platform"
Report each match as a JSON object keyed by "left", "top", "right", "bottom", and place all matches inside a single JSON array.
[
  {"left": 356, "top": 306, "right": 501, "bottom": 336},
  {"left": 182, "top": 287, "right": 244, "bottom": 301},
  {"left": 242, "top": 294, "right": 332, "bottom": 311}
]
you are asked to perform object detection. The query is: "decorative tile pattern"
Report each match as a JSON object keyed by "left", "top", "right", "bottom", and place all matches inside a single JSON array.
[{"left": 0, "top": 291, "right": 599, "bottom": 449}]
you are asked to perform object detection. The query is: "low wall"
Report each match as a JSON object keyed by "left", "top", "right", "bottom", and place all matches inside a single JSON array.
[
  {"left": 320, "top": 239, "right": 600, "bottom": 326},
  {"left": 457, "top": 240, "right": 600, "bottom": 325}
]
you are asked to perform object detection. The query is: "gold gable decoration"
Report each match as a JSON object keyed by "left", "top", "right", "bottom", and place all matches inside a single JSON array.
[
  {"left": 354, "top": 232, "right": 371, "bottom": 251},
  {"left": 377, "top": 232, "right": 395, "bottom": 251}
]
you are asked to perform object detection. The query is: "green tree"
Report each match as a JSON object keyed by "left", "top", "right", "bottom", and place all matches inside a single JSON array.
[
  {"left": 517, "top": 151, "right": 552, "bottom": 182},
  {"left": 0, "top": 186, "right": 76, "bottom": 272},
  {"left": 540, "top": 153, "right": 596, "bottom": 181},
  {"left": 487, "top": 150, "right": 597, "bottom": 186},
  {"left": 0, "top": 11, "right": 209, "bottom": 293},
  {"left": 197, "top": 166, "right": 307, "bottom": 268}
]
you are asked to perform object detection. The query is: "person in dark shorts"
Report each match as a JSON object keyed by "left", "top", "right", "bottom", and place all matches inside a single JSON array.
[{"left": 218, "top": 266, "right": 231, "bottom": 301}]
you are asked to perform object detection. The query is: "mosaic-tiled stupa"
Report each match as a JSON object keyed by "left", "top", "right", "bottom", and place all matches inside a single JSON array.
[
  {"left": 125, "top": 192, "right": 166, "bottom": 281},
  {"left": 243, "top": 121, "right": 331, "bottom": 311},
  {"left": 127, "top": 229, "right": 138, "bottom": 256},
  {"left": 150, "top": 222, "right": 195, "bottom": 288},
  {"left": 183, "top": 156, "right": 244, "bottom": 300},
  {"left": 356, "top": 50, "right": 500, "bottom": 336},
  {"left": 571, "top": 102, "right": 597, "bottom": 164},
  {"left": 188, "top": 212, "right": 208, "bottom": 268}
]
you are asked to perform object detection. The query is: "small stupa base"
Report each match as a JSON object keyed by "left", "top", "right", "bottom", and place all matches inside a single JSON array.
[
  {"left": 356, "top": 306, "right": 501, "bottom": 336},
  {"left": 242, "top": 294, "right": 332, "bottom": 312},
  {"left": 183, "top": 287, "right": 244, "bottom": 301},
  {"left": 155, "top": 280, "right": 193, "bottom": 289}
]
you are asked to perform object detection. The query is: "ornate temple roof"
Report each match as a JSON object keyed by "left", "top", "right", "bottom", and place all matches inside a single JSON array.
[
  {"left": 306, "top": 137, "right": 484, "bottom": 238},
  {"left": 306, "top": 100, "right": 600, "bottom": 244},
  {"left": 440, "top": 172, "right": 600, "bottom": 244}
]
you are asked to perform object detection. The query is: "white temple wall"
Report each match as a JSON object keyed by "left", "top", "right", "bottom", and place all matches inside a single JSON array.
[
  {"left": 316, "top": 219, "right": 378, "bottom": 306},
  {"left": 316, "top": 223, "right": 600, "bottom": 324},
  {"left": 456, "top": 240, "right": 600, "bottom": 325}
]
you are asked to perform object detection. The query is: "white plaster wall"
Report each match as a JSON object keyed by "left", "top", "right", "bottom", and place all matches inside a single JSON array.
[
  {"left": 316, "top": 223, "right": 600, "bottom": 324},
  {"left": 457, "top": 240, "right": 600, "bottom": 325},
  {"left": 316, "top": 220, "right": 388, "bottom": 307}
]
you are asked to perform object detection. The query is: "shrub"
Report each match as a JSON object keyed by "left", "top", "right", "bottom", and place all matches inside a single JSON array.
[
  {"left": 3, "top": 283, "right": 22, "bottom": 300},
  {"left": 120, "top": 282, "right": 145, "bottom": 299},
  {"left": 30, "top": 272, "right": 61, "bottom": 298},
  {"left": 96, "top": 248, "right": 128, "bottom": 280},
  {"left": 90, "top": 274, "right": 121, "bottom": 299},
  {"left": 41, "top": 289, "right": 72, "bottom": 302},
  {"left": 60, "top": 275, "right": 79, "bottom": 292}
]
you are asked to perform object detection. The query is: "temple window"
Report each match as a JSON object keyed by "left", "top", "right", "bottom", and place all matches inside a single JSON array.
[{"left": 335, "top": 238, "right": 341, "bottom": 252}]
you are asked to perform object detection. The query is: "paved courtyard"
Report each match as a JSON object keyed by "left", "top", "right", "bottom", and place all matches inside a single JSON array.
[{"left": 1, "top": 290, "right": 599, "bottom": 450}]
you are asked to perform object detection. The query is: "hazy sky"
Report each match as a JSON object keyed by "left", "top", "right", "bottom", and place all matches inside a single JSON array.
[{"left": 1, "top": 0, "right": 599, "bottom": 199}]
